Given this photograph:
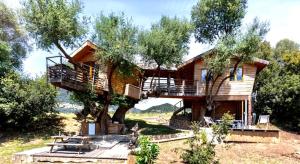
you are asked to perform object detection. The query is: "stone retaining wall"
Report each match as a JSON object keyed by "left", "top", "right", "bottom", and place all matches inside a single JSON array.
[{"left": 169, "top": 113, "right": 192, "bottom": 129}]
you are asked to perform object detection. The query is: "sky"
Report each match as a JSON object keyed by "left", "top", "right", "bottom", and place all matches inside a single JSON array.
[
  {"left": 2, "top": 0, "right": 300, "bottom": 109},
  {"left": 3, "top": 0, "right": 300, "bottom": 77}
]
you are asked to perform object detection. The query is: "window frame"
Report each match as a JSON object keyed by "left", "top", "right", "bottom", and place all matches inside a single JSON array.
[
  {"left": 201, "top": 68, "right": 207, "bottom": 82},
  {"left": 229, "top": 66, "right": 243, "bottom": 81}
]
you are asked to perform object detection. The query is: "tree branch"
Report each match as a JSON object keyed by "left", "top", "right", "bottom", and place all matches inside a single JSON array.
[{"left": 213, "top": 59, "right": 241, "bottom": 98}]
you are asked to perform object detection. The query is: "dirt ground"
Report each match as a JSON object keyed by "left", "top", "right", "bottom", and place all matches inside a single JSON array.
[{"left": 156, "top": 130, "right": 300, "bottom": 164}]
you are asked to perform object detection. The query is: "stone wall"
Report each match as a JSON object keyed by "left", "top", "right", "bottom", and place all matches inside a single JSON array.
[{"left": 169, "top": 113, "right": 192, "bottom": 129}]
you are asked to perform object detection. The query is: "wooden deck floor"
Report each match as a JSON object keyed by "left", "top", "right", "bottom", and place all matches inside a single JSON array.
[{"left": 13, "top": 142, "right": 131, "bottom": 163}]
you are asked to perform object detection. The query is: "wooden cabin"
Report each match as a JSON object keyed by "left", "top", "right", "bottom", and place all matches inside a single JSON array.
[
  {"left": 46, "top": 40, "right": 142, "bottom": 99},
  {"left": 142, "top": 53, "right": 269, "bottom": 125},
  {"left": 47, "top": 40, "right": 268, "bottom": 127}
]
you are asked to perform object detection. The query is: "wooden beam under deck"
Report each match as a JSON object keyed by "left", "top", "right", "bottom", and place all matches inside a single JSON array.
[{"left": 148, "top": 94, "right": 249, "bottom": 101}]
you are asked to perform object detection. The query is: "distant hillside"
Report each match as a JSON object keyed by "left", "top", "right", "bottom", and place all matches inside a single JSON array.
[{"left": 141, "top": 103, "right": 178, "bottom": 113}]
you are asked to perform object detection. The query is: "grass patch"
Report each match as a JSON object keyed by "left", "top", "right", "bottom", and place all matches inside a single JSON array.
[
  {"left": 125, "top": 118, "right": 180, "bottom": 135},
  {"left": 0, "top": 133, "right": 52, "bottom": 164}
]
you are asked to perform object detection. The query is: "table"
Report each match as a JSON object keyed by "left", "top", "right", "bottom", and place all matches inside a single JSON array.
[{"left": 47, "top": 136, "right": 92, "bottom": 154}]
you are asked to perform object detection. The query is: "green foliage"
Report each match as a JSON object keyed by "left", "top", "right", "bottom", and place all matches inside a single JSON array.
[
  {"left": 191, "top": 0, "right": 247, "bottom": 44},
  {"left": 94, "top": 12, "right": 138, "bottom": 76},
  {"left": 182, "top": 114, "right": 233, "bottom": 164},
  {"left": 212, "top": 112, "right": 233, "bottom": 142},
  {"left": 181, "top": 122, "right": 216, "bottom": 164},
  {"left": 254, "top": 39, "right": 300, "bottom": 131},
  {"left": 22, "top": 0, "right": 87, "bottom": 52},
  {"left": 210, "top": 18, "right": 269, "bottom": 74},
  {"left": 136, "top": 136, "right": 160, "bottom": 164},
  {"left": 139, "top": 16, "right": 192, "bottom": 67},
  {"left": 0, "top": 73, "right": 58, "bottom": 131},
  {"left": 0, "top": 2, "right": 28, "bottom": 77}
]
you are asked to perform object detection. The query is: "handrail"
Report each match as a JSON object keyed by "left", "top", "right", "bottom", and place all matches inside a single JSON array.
[{"left": 46, "top": 55, "right": 106, "bottom": 93}]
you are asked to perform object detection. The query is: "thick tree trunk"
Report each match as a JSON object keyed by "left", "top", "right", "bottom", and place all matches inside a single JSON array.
[
  {"left": 112, "top": 98, "right": 137, "bottom": 124},
  {"left": 98, "top": 64, "right": 116, "bottom": 134},
  {"left": 112, "top": 106, "right": 129, "bottom": 124}
]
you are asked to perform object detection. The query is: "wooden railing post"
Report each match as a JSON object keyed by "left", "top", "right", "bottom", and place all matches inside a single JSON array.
[
  {"left": 60, "top": 56, "right": 63, "bottom": 82},
  {"left": 167, "top": 76, "right": 170, "bottom": 95},
  {"left": 182, "top": 80, "right": 185, "bottom": 96},
  {"left": 196, "top": 80, "right": 199, "bottom": 95}
]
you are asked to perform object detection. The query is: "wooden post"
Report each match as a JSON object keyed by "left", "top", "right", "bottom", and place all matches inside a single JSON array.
[
  {"left": 60, "top": 56, "right": 63, "bottom": 82},
  {"left": 241, "top": 100, "right": 244, "bottom": 124},
  {"left": 248, "top": 96, "right": 252, "bottom": 125},
  {"left": 244, "top": 99, "right": 248, "bottom": 126},
  {"left": 46, "top": 57, "right": 49, "bottom": 84},
  {"left": 182, "top": 80, "right": 185, "bottom": 96},
  {"left": 167, "top": 74, "right": 170, "bottom": 95},
  {"left": 196, "top": 81, "right": 199, "bottom": 95}
]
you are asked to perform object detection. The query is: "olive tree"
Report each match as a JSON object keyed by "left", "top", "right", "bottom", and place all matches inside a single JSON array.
[{"left": 94, "top": 13, "right": 139, "bottom": 134}]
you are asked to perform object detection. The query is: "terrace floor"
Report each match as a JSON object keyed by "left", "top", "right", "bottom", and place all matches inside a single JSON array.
[{"left": 13, "top": 136, "right": 131, "bottom": 163}]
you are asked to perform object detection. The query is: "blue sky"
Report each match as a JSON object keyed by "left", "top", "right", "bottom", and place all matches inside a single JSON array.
[{"left": 3, "top": 0, "right": 300, "bottom": 77}]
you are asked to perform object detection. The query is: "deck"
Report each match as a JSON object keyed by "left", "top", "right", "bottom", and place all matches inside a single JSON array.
[
  {"left": 46, "top": 56, "right": 107, "bottom": 94},
  {"left": 13, "top": 136, "right": 131, "bottom": 163}
]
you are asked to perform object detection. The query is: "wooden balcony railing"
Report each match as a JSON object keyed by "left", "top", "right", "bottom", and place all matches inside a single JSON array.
[
  {"left": 142, "top": 78, "right": 201, "bottom": 97},
  {"left": 46, "top": 56, "right": 107, "bottom": 93}
]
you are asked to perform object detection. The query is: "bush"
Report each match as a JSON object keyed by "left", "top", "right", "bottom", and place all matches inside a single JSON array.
[
  {"left": 136, "top": 136, "right": 159, "bottom": 164},
  {"left": 181, "top": 113, "right": 233, "bottom": 164},
  {"left": 0, "top": 73, "right": 58, "bottom": 131}
]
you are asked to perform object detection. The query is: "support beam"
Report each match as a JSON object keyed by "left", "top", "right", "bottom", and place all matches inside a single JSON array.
[
  {"left": 244, "top": 99, "right": 248, "bottom": 126},
  {"left": 248, "top": 96, "right": 252, "bottom": 125}
]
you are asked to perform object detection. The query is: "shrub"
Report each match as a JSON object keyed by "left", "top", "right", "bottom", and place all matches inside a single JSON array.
[
  {"left": 0, "top": 73, "right": 58, "bottom": 131},
  {"left": 136, "top": 136, "right": 159, "bottom": 164},
  {"left": 181, "top": 113, "right": 233, "bottom": 164}
]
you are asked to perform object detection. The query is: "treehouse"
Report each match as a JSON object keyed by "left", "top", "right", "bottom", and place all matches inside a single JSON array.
[
  {"left": 46, "top": 40, "right": 142, "bottom": 100},
  {"left": 142, "top": 52, "right": 269, "bottom": 126},
  {"left": 47, "top": 40, "right": 268, "bottom": 128}
]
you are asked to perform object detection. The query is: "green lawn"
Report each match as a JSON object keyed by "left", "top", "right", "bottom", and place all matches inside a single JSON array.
[
  {"left": 0, "top": 112, "right": 177, "bottom": 163},
  {"left": 0, "top": 133, "right": 52, "bottom": 164}
]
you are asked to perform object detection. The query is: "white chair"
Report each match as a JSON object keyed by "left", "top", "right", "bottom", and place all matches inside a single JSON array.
[
  {"left": 257, "top": 115, "right": 270, "bottom": 129},
  {"left": 203, "top": 116, "right": 215, "bottom": 127}
]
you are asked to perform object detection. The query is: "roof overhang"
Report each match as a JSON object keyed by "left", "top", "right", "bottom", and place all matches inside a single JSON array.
[{"left": 70, "top": 40, "right": 97, "bottom": 63}]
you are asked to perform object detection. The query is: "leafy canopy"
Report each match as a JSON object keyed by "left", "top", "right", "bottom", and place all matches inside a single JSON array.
[
  {"left": 139, "top": 16, "right": 192, "bottom": 68},
  {"left": 254, "top": 39, "right": 300, "bottom": 131},
  {"left": 0, "top": 73, "right": 58, "bottom": 130},
  {"left": 22, "top": 0, "right": 87, "bottom": 55},
  {"left": 207, "top": 18, "right": 269, "bottom": 76},
  {"left": 94, "top": 12, "right": 138, "bottom": 76},
  {"left": 191, "top": 0, "right": 247, "bottom": 44},
  {"left": 0, "top": 2, "right": 28, "bottom": 77}
]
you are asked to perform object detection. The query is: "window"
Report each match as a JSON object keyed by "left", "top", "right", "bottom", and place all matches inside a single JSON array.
[
  {"left": 229, "top": 67, "right": 243, "bottom": 81},
  {"left": 236, "top": 67, "right": 243, "bottom": 81},
  {"left": 201, "top": 69, "right": 207, "bottom": 81}
]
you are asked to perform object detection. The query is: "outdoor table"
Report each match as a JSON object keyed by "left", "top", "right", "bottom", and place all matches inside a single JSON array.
[{"left": 47, "top": 135, "right": 91, "bottom": 154}]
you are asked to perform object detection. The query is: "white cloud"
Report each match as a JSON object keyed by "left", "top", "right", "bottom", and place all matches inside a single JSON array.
[{"left": 2, "top": 0, "right": 21, "bottom": 9}]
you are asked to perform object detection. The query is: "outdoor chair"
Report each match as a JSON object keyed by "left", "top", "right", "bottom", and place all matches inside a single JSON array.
[
  {"left": 257, "top": 115, "right": 270, "bottom": 129},
  {"left": 203, "top": 116, "right": 215, "bottom": 127}
]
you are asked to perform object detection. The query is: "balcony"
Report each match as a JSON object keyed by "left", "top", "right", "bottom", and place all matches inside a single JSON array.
[
  {"left": 142, "top": 78, "right": 202, "bottom": 97},
  {"left": 46, "top": 56, "right": 107, "bottom": 94}
]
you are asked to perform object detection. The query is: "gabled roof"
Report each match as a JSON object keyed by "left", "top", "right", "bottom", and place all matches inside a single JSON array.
[
  {"left": 70, "top": 40, "right": 97, "bottom": 63},
  {"left": 178, "top": 49, "right": 269, "bottom": 73}
]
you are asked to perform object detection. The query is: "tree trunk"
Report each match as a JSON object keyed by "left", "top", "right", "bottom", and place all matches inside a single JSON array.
[
  {"left": 98, "top": 64, "right": 116, "bottom": 134},
  {"left": 199, "top": 106, "right": 207, "bottom": 125},
  {"left": 112, "top": 106, "right": 129, "bottom": 124},
  {"left": 112, "top": 98, "right": 137, "bottom": 124}
]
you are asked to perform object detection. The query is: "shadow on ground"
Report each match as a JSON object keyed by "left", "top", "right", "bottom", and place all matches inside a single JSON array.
[{"left": 125, "top": 118, "right": 180, "bottom": 135}]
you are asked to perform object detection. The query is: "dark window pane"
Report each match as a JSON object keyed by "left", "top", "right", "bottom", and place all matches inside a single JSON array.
[{"left": 230, "top": 68, "right": 235, "bottom": 81}]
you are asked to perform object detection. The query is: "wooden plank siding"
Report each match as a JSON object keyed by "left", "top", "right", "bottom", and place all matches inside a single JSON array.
[{"left": 193, "top": 60, "right": 257, "bottom": 96}]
